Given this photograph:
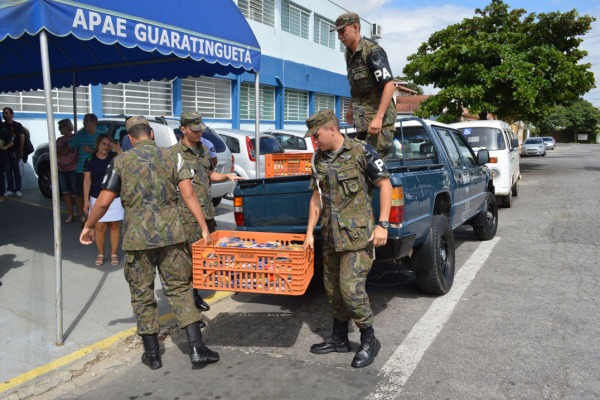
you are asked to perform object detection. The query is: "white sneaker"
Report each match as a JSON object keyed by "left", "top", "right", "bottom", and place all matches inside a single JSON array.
[
  {"left": 4, "top": 191, "right": 14, "bottom": 196},
  {"left": 15, "top": 191, "right": 23, "bottom": 197}
]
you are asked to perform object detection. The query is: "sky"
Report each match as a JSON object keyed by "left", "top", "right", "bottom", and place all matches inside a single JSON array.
[{"left": 334, "top": 0, "right": 600, "bottom": 108}]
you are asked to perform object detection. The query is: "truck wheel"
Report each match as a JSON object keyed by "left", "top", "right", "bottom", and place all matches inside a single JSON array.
[
  {"left": 413, "top": 215, "right": 456, "bottom": 295},
  {"left": 212, "top": 197, "right": 222, "bottom": 207},
  {"left": 512, "top": 180, "right": 518, "bottom": 197},
  {"left": 37, "top": 162, "right": 52, "bottom": 199},
  {"left": 473, "top": 192, "right": 498, "bottom": 241}
]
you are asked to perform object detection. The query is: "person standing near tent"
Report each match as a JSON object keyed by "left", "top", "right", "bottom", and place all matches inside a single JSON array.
[
  {"left": 335, "top": 12, "right": 396, "bottom": 159},
  {"left": 80, "top": 116, "right": 219, "bottom": 370},
  {"left": 303, "top": 109, "right": 392, "bottom": 369},
  {"left": 56, "top": 118, "right": 81, "bottom": 223},
  {"left": 170, "top": 110, "right": 242, "bottom": 315},
  {"left": 0, "top": 122, "right": 14, "bottom": 203},
  {"left": 67, "top": 113, "right": 100, "bottom": 224},
  {"left": 2, "top": 107, "right": 25, "bottom": 197}
]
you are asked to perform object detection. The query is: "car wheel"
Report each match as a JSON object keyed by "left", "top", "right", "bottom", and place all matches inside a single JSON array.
[
  {"left": 212, "top": 197, "right": 222, "bottom": 207},
  {"left": 473, "top": 192, "right": 498, "bottom": 241},
  {"left": 512, "top": 180, "right": 518, "bottom": 197},
  {"left": 499, "top": 191, "right": 512, "bottom": 208},
  {"left": 413, "top": 215, "right": 456, "bottom": 295},
  {"left": 37, "top": 162, "right": 52, "bottom": 199}
]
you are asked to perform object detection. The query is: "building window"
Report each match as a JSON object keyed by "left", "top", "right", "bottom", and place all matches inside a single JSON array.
[
  {"left": 314, "top": 93, "right": 335, "bottom": 113},
  {"left": 238, "top": 0, "right": 275, "bottom": 27},
  {"left": 0, "top": 87, "right": 90, "bottom": 114},
  {"left": 281, "top": 0, "right": 310, "bottom": 39},
  {"left": 314, "top": 14, "right": 336, "bottom": 49},
  {"left": 181, "top": 77, "right": 231, "bottom": 119},
  {"left": 103, "top": 80, "right": 171, "bottom": 116},
  {"left": 284, "top": 89, "right": 308, "bottom": 121},
  {"left": 240, "top": 83, "right": 275, "bottom": 120}
]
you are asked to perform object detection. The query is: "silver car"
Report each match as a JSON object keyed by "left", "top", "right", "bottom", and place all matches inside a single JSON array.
[
  {"left": 542, "top": 136, "right": 556, "bottom": 150},
  {"left": 521, "top": 137, "right": 546, "bottom": 157},
  {"left": 264, "top": 129, "right": 316, "bottom": 153}
]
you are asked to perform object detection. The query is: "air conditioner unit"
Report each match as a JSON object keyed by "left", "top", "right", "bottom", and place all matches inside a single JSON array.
[{"left": 371, "top": 23, "right": 382, "bottom": 39}]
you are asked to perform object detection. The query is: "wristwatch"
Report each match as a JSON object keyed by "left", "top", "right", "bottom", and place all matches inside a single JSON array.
[{"left": 378, "top": 220, "right": 390, "bottom": 229}]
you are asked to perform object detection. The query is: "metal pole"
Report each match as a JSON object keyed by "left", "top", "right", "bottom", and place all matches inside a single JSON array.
[
  {"left": 254, "top": 72, "right": 260, "bottom": 178},
  {"left": 72, "top": 72, "right": 78, "bottom": 132},
  {"left": 40, "top": 30, "right": 64, "bottom": 346}
]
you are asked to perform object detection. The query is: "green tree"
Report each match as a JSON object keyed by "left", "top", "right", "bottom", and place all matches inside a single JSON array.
[
  {"left": 538, "top": 100, "right": 600, "bottom": 141},
  {"left": 403, "top": 0, "right": 596, "bottom": 124}
]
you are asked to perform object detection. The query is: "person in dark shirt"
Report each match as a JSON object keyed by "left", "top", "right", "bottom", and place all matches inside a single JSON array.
[{"left": 0, "top": 122, "right": 14, "bottom": 203}]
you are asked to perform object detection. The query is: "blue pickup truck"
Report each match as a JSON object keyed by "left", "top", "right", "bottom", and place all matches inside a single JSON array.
[{"left": 232, "top": 117, "right": 498, "bottom": 295}]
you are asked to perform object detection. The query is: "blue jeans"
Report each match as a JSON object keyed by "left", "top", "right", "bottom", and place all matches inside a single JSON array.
[{"left": 5, "top": 152, "right": 21, "bottom": 192}]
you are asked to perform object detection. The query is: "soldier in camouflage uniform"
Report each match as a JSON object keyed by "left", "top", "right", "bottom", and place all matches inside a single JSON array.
[
  {"left": 334, "top": 12, "right": 397, "bottom": 159},
  {"left": 80, "top": 116, "right": 219, "bottom": 370},
  {"left": 304, "top": 109, "right": 392, "bottom": 369},
  {"left": 171, "top": 110, "right": 242, "bottom": 315}
]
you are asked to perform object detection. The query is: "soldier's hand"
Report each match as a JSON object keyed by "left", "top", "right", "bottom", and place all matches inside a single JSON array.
[
  {"left": 80, "top": 227, "right": 96, "bottom": 245},
  {"left": 368, "top": 117, "right": 383, "bottom": 136},
  {"left": 369, "top": 226, "right": 388, "bottom": 247},
  {"left": 305, "top": 233, "right": 315, "bottom": 250},
  {"left": 202, "top": 229, "right": 213, "bottom": 246}
]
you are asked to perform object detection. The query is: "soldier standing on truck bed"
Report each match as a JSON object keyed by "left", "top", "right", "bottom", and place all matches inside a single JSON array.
[
  {"left": 304, "top": 109, "right": 392, "bottom": 368},
  {"left": 80, "top": 116, "right": 219, "bottom": 370},
  {"left": 335, "top": 11, "right": 397, "bottom": 159}
]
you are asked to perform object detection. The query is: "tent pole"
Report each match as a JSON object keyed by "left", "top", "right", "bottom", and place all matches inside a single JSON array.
[
  {"left": 254, "top": 72, "right": 260, "bottom": 178},
  {"left": 40, "top": 30, "right": 64, "bottom": 346},
  {"left": 72, "top": 72, "right": 78, "bottom": 132}
]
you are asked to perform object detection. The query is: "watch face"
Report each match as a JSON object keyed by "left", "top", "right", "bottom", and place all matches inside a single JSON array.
[{"left": 380, "top": 221, "right": 389, "bottom": 228}]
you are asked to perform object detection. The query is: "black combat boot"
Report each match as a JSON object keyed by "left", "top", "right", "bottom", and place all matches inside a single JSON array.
[
  {"left": 351, "top": 326, "right": 381, "bottom": 368},
  {"left": 310, "top": 318, "right": 351, "bottom": 354},
  {"left": 184, "top": 321, "right": 220, "bottom": 364},
  {"left": 140, "top": 334, "right": 162, "bottom": 370}
]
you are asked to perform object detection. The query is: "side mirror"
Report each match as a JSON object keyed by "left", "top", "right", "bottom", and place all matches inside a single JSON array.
[
  {"left": 511, "top": 138, "right": 519, "bottom": 148},
  {"left": 477, "top": 149, "right": 490, "bottom": 164}
]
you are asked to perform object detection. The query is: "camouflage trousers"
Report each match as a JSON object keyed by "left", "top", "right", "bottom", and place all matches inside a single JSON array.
[
  {"left": 124, "top": 243, "right": 201, "bottom": 335},
  {"left": 322, "top": 241, "right": 375, "bottom": 328},
  {"left": 356, "top": 126, "right": 394, "bottom": 160}
]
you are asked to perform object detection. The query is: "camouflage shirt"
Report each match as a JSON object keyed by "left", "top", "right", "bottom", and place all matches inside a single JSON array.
[
  {"left": 170, "top": 140, "right": 215, "bottom": 222},
  {"left": 309, "top": 138, "right": 389, "bottom": 252},
  {"left": 345, "top": 38, "right": 397, "bottom": 133},
  {"left": 102, "top": 140, "right": 191, "bottom": 251}
]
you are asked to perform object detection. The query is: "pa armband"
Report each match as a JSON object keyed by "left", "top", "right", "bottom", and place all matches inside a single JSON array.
[
  {"left": 101, "top": 160, "right": 121, "bottom": 194},
  {"left": 364, "top": 143, "right": 389, "bottom": 182}
]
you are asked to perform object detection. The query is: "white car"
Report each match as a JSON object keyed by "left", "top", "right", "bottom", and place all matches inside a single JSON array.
[
  {"left": 215, "top": 129, "right": 285, "bottom": 180},
  {"left": 264, "top": 129, "right": 316, "bottom": 153},
  {"left": 450, "top": 120, "right": 521, "bottom": 208}
]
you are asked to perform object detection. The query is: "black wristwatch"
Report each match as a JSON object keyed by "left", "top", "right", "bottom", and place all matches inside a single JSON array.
[{"left": 378, "top": 220, "right": 390, "bottom": 229}]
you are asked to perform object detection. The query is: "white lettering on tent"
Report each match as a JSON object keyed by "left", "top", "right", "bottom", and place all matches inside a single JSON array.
[
  {"left": 171, "top": 32, "right": 181, "bottom": 50},
  {"left": 88, "top": 12, "right": 102, "bottom": 31},
  {"left": 72, "top": 9, "right": 126, "bottom": 38},
  {"left": 101, "top": 16, "right": 115, "bottom": 35},
  {"left": 72, "top": 9, "right": 88, "bottom": 30},
  {"left": 134, "top": 23, "right": 146, "bottom": 41},
  {"left": 180, "top": 35, "right": 190, "bottom": 52},
  {"left": 245, "top": 50, "right": 251, "bottom": 64},
  {"left": 116, "top": 18, "right": 126, "bottom": 37}
]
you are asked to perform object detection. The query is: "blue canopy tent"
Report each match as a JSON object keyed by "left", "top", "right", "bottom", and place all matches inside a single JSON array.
[{"left": 0, "top": 0, "right": 262, "bottom": 344}]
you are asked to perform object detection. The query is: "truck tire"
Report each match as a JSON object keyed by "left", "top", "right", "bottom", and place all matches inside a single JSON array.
[
  {"left": 500, "top": 190, "right": 512, "bottom": 208},
  {"left": 473, "top": 192, "right": 498, "bottom": 241},
  {"left": 413, "top": 215, "right": 456, "bottom": 295},
  {"left": 512, "top": 180, "right": 518, "bottom": 197},
  {"left": 37, "top": 162, "right": 52, "bottom": 199}
]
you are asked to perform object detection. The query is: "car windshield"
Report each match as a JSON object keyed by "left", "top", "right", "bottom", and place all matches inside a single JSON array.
[
  {"left": 458, "top": 127, "right": 505, "bottom": 150},
  {"left": 542, "top": 137, "right": 554, "bottom": 143},
  {"left": 249, "top": 137, "right": 285, "bottom": 156},
  {"left": 524, "top": 138, "right": 543, "bottom": 144}
]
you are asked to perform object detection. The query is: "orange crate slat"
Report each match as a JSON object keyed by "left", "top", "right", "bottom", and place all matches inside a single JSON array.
[
  {"left": 192, "top": 231, "right": 314, "bottom": 296},
  {"left": 265, "top": 153, "right": 313, "bottom": 178}
]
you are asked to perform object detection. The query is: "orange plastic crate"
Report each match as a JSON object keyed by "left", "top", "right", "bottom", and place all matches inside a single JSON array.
[
  {"left": 192, "top": 231, "right": 314, "bottom": 295},
  {"left": 265, "top": 153, "right": 313, "bottom": 178}
]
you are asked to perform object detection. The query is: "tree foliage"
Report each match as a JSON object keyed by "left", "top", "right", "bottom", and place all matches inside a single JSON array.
[
  {"left": 403, "top": 0, "right": 596, "bottom": 125},
  {"left": 539, "top": 100, "right": 600, "bottom": 137}
]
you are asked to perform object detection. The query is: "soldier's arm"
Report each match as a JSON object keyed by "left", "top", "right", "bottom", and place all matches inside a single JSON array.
[
  {"left": 370, "top": 177, "right": 392, "bottom": 247},
  {"left": 367, "top": 48, "right": 395, "bottom": 134},
  {"left": 178, "top": 178, "right": 212, "bottom": 245},
  {"left": 305, "top": 191, "right": 321, "bottom": 250}
]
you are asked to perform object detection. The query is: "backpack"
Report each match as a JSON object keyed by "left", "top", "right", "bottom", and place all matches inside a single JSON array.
[{"left": 22, "top": 126, "right": 34, "bottom": 163}]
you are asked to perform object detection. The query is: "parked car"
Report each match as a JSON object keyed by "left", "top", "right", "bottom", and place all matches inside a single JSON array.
[
  {"left": 542, "top": 136, "right": 556, "bottom": 150},
  {"left": 521, "top": 137, "right": 546, "bottom": 157},
  {"left": 450, "top": 120, "right": 520, "bottom": 208},
  {"left": 216, "top": 129, "right": 284, "bottom": 180},
  {"left": 264, "top": 129, "right": 316, "bottom": 153},
  {"left": 33, "top": 116, "right": 234, "bottom": 206}
]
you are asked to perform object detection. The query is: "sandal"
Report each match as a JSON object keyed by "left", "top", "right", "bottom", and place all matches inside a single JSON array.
[
  {"left": 64, "top": 215, "right": 74, "bottom": 223},
  {"left": 111, "top": 254, "right": 120, "bottom": 266},
  {"left": 95, "top": 254, "right": 105, "bottom": 266}
]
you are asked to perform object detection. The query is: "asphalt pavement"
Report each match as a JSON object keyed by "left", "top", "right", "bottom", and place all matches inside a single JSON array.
[{"left": 0, "top": 190, "right": 237, "bottom": 397}]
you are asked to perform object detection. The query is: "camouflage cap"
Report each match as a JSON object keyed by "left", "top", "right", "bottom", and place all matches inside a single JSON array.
[
  {"left": 305, "top": 109, "right": 338, "bottom": 138},
  {"left": 180, "top": 110, "right": 207, "bottom": 131},
  {"left": 125, "top": 115, "right": 150, "bottom": 132},
  {"left": 330, "top": 12, "right": 360, "bottom": 32}
]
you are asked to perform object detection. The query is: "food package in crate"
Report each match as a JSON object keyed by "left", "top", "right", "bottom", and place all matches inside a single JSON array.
[{"left": 192, "top": 231, "right": 314, "bottom": 295}]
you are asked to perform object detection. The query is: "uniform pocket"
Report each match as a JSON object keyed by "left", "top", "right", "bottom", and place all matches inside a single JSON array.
[
  {"left": 337, "top": 212, "right": 369, "bottom": 250},
  {"left": 337, "top": 167, "right": 361, "bottom": 196}
]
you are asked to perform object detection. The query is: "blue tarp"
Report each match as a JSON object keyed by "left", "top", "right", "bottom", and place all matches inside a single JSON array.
[{"left": 0, "top": 0, "right": 261, "bottom": 92}]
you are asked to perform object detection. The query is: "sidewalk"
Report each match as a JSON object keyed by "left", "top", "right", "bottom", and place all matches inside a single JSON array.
[{"left": 0, "top": 190, "right": 230, "bottom": 396}]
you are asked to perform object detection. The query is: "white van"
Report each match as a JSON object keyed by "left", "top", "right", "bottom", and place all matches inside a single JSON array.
[{"left": 450, "top": 120, "right": 520, "bottom": 208}]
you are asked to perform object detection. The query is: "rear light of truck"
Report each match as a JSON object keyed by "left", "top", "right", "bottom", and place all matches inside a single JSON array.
[
  {"left": 388, "top": 187, "right": 404, "bottom": 226},
  {"left": 233, "top": 196, "right": 244, "bottom": 226},
  {"left": 246, "top": 136, "right": 256, "bottom": 162}
]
